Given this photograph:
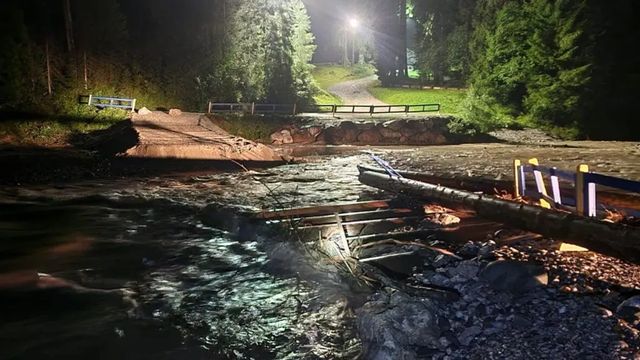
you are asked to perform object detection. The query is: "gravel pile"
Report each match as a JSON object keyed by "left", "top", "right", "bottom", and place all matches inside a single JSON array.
[{"left": 357, "top": 233, "right": 640, "bottom": 359}]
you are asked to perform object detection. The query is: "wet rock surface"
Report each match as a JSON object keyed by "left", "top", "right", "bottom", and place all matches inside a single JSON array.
[{"left": 357, "top": 232, "right": 640, "bottom": 359}]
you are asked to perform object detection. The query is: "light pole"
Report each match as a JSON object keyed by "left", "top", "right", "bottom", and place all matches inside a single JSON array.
[{"left": 348, "top": 17, "right": 359, "bottom": 65}]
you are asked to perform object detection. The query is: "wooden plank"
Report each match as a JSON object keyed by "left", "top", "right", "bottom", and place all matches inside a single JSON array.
[
  {"left": 335, "top": 213, "right": 351, "bottom": 257},
  {"left": 292, "top": 208, "right": 417, "bottom": 226},
  {"left": 296, "top": 216, "right": 423, "bottom": 229},
  {"left": 256, "top": 199, "right": 392, "bottom": 220}
]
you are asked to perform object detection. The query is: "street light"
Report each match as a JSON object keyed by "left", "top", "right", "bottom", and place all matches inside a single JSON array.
[
  {"left": 349, "top": 18, "right": 359, "bottom": 29},
  {"left": 348, "top": 17, "right": 359, "bottom": 65}
]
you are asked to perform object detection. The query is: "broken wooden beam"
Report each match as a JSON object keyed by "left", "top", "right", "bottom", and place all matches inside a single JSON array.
[
  {"left": 359, "top": 164, "right": 640, "bottom": 212},
  {"left": 358, "top": 169, "right": 640, "bottom": 263}
]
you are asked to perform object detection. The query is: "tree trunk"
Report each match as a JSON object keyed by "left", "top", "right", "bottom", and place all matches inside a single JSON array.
[
  {"left": 63, "top": 0, "right": 75, "bottom": 53},
  {"left": 358, "top": 170, "right": 640, "bottom": 264},
  {"left": 399, "top": 0, "right": 408, "bottom": 78},
  {"left": 83, "top": 51, "right": 88, "bottom": 90},
  {"left": 45, "top": 40, "right": 52, "bottom": 96}
]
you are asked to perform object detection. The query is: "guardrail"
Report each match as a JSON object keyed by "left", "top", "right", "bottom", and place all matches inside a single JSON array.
[
  {"left": 88, "top": 95, "right": 136, "bottom": 111},
  {"left": 514, "top": 158, "right": 640, "bottom": 217},
  {"left": 207, "top": 102, "right": 440, "bottom": 115},
  {"left": 207, "top": 102, "right": 297, "bottom": 115},
  {"left": 316, "top": 104, "right": 441, "bottom": 115}
]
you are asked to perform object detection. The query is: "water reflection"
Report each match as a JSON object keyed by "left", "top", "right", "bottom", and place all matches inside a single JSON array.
[{"left": 0, "top": 159, "right": 367, "bottom": 358}]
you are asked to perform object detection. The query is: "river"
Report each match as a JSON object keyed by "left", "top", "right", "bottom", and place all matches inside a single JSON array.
[
  {"left": 0, "top": 149, "right": 374, "bottom": 359},
  {"left": 2, "top": 139, "right": 639, "bottom": 359}
]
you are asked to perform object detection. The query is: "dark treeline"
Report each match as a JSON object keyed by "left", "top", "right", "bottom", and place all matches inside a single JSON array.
[
  {"left": 410, "top": 0, "right": 640, "bottom": 139},
  {"left": 0, "top": 0, "right": 316, "bottom": 114},
  {"left": 1, "top": 0, "right": 638, "bottom": 139}
]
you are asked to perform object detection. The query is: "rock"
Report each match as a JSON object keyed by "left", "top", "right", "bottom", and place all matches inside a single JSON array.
[
  {"left": 459, "top": 241, "right": 480, "bottom": 258},
  {"left": 137, "top": 107, "right": 152, "bottom": 115},
  {"left": 168, "top": 108, "right": 182, "bottom": 116},
  {"left": 447, "top": 260, "right": 480, "bottom": 280},
  {"left": 362, "top": 251, "right": 424, "bottom": 276},
  {"left": 410, "top": 132, "right": 448, "bottom": 145},
  {"left": 291, "top": 129, "right": 316, "bottom": 144},
  {"left": 616, "top": 295, "right": 640, "bottom": 326},
  {"left": 306, "top": 126, "right": 323, "bottom": 138},
  {"left": 379, "top": 127, "right": 403, "bottom": 139},
  {"left": 479, "top": 260, "right": 548, "bottom": 294},
  {"left": 270, "top": 129, "right": 293, "bottom": 145},
  {"left": 357, "top": 129, "right": 382, "bottom": 144},
  {"left": 324, "top": 125, "right": 359, "bottom": 144},
  {"left": 357, "top": 293, "right": 441, "bottom": 359},
  {"left": 457, "top": 325, "right": 482, "bottom": 346},
  {"left": 478, "top": 240, "right": 497, "bottom": 259}
]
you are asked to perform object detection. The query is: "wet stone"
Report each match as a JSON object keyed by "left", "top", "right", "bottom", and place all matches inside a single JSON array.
[
  {"left": 480, "top": 260, "right": 548, "bottom": 294},
  {"left": 458, "top": 325, "right": 482, "bottom": 346},
  {"left": 616, "top": 295, "right": 640, "bottom": 326}
]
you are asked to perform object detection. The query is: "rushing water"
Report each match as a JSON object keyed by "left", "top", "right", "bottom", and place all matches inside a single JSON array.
[{"left": 0, "top": 150, "right": 374, "bottom": 359}]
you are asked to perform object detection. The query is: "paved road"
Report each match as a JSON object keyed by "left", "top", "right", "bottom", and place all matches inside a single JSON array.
[{"left": 328, "top": 75, "right": 386, "bottom": 105}]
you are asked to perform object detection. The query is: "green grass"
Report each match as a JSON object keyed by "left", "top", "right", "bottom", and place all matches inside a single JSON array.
[
  {"left": 311, "top": 64, "right": 376, "bottom": 104},
  {"left": 368, "top": 86, "right": 468, "bottom": 115},
  {"left": 0, "top": 108, "right": 128, "bottom": 146}
]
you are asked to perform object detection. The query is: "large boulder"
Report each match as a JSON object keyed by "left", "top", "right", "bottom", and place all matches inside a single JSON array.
[
  {"left": 291, "top": 128, "right": 318, "bottom": 144},
  {"left": 479, "top": 260, "right": 548, "bottom": 294},
  {"left": 410, "top": 132, "right": 447, "bottom": 145},
  {"left": 379, "top": 127, "right": 403, "bottom": 140},
  {"left": 357, "top": 128, "right": 383, "bottom": 144}
]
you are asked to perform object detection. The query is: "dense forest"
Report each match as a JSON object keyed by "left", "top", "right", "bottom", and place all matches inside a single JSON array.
[
  {"left": 410, "top": 0, "right": 640, "bottom": 139},
  {"left": 0, "top": 0, "right": 638, "bottom": 139},
  {"left": 0, "top": 0, "right": 316, "bottom": 114}
]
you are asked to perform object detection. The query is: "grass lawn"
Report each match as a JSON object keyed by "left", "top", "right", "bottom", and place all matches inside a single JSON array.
[
  {"left": 368, "top": 86, "right": 468, "bottom": 115},
  {"left": 311, "top": 64, "right": 376, "bottom": 104},
  {"left": 0, "top": 109, "right": 128, "bottom": 146}
]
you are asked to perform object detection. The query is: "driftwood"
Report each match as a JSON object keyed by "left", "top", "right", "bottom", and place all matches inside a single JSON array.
[{"left": 358, "top": 169, "right": 640, "bottom": 264}]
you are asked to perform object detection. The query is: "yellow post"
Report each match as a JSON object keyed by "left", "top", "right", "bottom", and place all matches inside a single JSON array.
[
  {"left": 529, "top": 158, "right": 551, "bottom": 209},
  {"left": 513, "top": 159, "right": 522, "bottom": 198},
  {"left": 576, "top": 164, "right": 589, "bottom": 216}
]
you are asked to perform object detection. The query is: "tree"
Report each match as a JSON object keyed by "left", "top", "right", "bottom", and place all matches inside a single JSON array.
[
  {"left": 219, "top": 0, "right": 315, "bottom": 103},
  {"left": 412, "top": 0, "right": 475, "bottom": 85}
]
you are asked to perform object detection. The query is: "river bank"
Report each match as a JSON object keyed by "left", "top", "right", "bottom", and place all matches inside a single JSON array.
[{"left": 2, "top": 146, "right": 640, "bottom": 358}]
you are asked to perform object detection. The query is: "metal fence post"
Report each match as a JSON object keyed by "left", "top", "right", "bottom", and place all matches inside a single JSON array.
[
  {"left": 131, "top": 99, "right": 137, "bottom": 112},
  {"left": 251, "top": 102, "right": 255, "bottom": 115},
  {"left": 207, "top": 101, "right": 212, "bottom": 114},
  {"left": 88, "top": 94, "right": 93, "bottom": 106}
]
